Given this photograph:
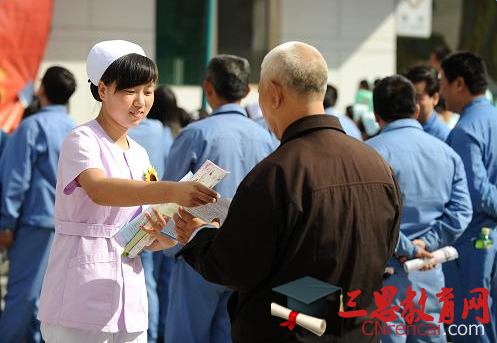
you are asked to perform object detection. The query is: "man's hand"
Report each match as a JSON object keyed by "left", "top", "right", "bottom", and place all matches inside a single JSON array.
[
  {"left": 140, "top": 208, "right": 177, "bottom": 251},
  {"left": 412, "top": 239, "right": 436, "bottom": 271},
  {"left": 174, "top": 207, "right": 219, "bottom": 245},
  {"left": 412, "top": 239, "right": 427, "bottom": 250},
  {"left": 0, "top": 230, "right": 13, "bottom": 252}
]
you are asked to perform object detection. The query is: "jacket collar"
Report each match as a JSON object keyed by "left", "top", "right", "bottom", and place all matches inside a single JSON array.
[{"left": 281, "top": 114, "right": 345, "bottom": 144}]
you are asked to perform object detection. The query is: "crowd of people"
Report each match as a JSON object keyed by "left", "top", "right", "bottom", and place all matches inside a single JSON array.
[{"left": 0, "top": 38, "right": 495, "bottom": 343}]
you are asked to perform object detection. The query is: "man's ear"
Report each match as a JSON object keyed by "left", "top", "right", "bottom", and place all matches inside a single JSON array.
[
  {"left": 37, "top": 84, "right": 45, "bottom": 99},
  {"left": 36, "top": 84, "right": 48, "bottom": 106},
  {"left": 269, "top": 80, "right": 282, "bottom": 109},
  {"left": 432, "top": 92, "right": 440, "bottom": 107},
  {"left": 374, "top": 112, "right": 386, "bottom": 129},
  {"left": 414, "top": 103, "right": 420, "bottom": 120},
  {"left": 374, "top": 112, "right": 381, "bottom": 124},
  {"left": 454, "top": 76, "right": 466, "bottom": 93},
  {"left": 204, "top": 79, "right": 214, "bottom": 97}
]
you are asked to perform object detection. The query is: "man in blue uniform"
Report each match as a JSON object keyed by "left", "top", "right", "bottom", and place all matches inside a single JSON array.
[
  {"left": 441, "top": 52, "right": 497, "bottom": 343},
  {"left": 367, "top": 75, "right": 472, "bottom": 343},
  {"left": 324, "top": 84, "right": 363, "bottom": 140},
  {"left": 163, "top": 55, "right": 276, "bottom": 343},
  {"left": 405, "top": 65, "right": 450, "bottom": 141},
  {"left": 129, "top": 116, "right": 174, "bottom": 343},
  {"left": 0, "top": 130, "right": 8, "bottom": 159},
  {"left": 129, "top": 117, "right": 173, "bottom": 180},
  {"left": 0, "top": 66, "right": 76, "bottom": 343}
]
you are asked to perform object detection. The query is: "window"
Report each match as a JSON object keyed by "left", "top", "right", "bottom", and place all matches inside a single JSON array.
[
  {"left": 156, "top": 0, "right": 274, "bottom": 85},
  {"left": 156, "top": 0, "right": 207, "bottom": 85},
  {"left": 218, "top": 0, "right": 270, "bottom": 82}
]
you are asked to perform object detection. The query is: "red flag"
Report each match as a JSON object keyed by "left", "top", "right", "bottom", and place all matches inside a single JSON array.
[{"left": 0, "top": 0, "right": 53, "bottom": 132}]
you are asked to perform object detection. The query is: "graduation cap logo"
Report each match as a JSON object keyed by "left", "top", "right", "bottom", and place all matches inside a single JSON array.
[{"left": 271, "top": 276, "right": 344, "bottom": 336}]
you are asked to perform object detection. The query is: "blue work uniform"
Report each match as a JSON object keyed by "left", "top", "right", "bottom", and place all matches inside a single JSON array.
[
  {"left": 0, "top": 130, "right": 9, "bottom": 160},
  {"left": 0, "top": 105, "right": 75, "bottom": 343},
  {"left": 325, "top": 107, "right": 363, "bottom": 141},
  {"left": 253, "top": 116, "right": 280, "bottom": 147},
  {"left": 423, "top": 110, "right": 450, "bottom": 142},
  {"left": 367, "top": 118, "right": 472, "bottom": 343},
  {"left": 444, "top": 97, "right": 497, "bottom": 343},
  {"left": 128, "top": 118, "right": 173, "bottom": 180},
  {"left": 128, "top": 118, "right": 174, "bottom": 343},
  {"left": 163, "top": 103, "right": 276, "bottom": 343}
]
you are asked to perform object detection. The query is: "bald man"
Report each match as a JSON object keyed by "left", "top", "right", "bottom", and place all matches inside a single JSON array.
[{"left": 170, "top": 42, "right": 401, "bottom": 343}]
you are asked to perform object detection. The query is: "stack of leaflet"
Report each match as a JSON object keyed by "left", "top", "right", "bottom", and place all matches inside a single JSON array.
[{"left": 119, "top": 160, "right": 229, "bottom": 258}]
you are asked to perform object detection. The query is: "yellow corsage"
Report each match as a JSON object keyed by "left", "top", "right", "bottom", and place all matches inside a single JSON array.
[{"left": 143, "top": 166, "right": 159, "bottom": 182}]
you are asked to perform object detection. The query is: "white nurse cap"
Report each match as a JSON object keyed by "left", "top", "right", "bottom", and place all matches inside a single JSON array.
[{"left": 86, "top": 40, "right": 146, "bottom": 85}]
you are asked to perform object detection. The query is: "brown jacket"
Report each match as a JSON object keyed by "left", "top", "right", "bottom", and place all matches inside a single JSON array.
[{"left": 180, "top": 115, "right": 401, "bottom": 343}]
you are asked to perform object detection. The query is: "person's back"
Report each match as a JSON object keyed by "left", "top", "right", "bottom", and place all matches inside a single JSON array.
[
  {"left": 164, "top": 55, "right": 275, "bottom": 343},
  {"left": 448, "top": 97, "right": 497, "bottom": 236},
  {"left": 368, "top": 120, "right": 466, "bottom": 235},
  {"left": 128, "top": 117, "right": 173, "bottom": 180},
  {"left": 3, "top": 109, "right": 75, "bottom": 223},
  {"left": 169, "top": 42, "right": 401, "bottom": 343},
  {"left": 0, "top": 130, "right": 8, "bottom": 160},
  {"left": 236, "top": 117, "right": 400, "bottom": 342},
  {"left": 173, "top": 104, "right": 275, "bottom": 195},
  {"left": 440, "top": 52, "right": 497, "bottom": 343},
  {"left": 0, "top": 66, "right": 76, "bottom": 343},
  {"left": 0, "top": 71, "right": 76, "bottom": 230},
  {"left": 367, "top": 76, "right": 471, "bottom": 343}
]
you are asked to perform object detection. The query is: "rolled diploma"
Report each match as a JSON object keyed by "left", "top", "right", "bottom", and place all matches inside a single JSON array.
[
  {"left": 271, "top": 302, "right": 326, "bottom": 336},
  {"left": 403, "top": 246, "right": 459, "bottom": 272}
]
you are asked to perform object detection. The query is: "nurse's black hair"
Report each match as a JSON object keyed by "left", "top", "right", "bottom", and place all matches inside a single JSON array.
[{"left": 90, "top": 53, "right": 158, "bottom": 102}]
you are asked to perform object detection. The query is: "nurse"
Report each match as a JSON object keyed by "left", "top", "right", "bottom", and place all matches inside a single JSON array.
[{"left": 37, "top": 40, "right": 218, "bottom": 343}]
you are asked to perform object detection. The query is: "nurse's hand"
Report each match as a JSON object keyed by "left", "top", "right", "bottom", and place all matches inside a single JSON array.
[
  {"left": 141, "top": 208, "right": 177, "bottom": 251},
  {"left": 170, "top": 181, "right": 219, "bottom": 207}
]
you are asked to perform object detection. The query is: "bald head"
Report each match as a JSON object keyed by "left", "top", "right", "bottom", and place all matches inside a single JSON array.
[{"left": 261, "top": 42, "right": 328, "bottom": 98}]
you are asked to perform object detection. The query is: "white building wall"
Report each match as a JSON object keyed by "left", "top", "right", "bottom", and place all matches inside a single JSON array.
[
  {"left": 39, "top": 0, "right": 155, "bottom": 124},
  {"left": 39, "top": 0, "right": 396, "bottom": 123},
  {"left": 280, "top": 0, "right": 396, "bottom": 114}
]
